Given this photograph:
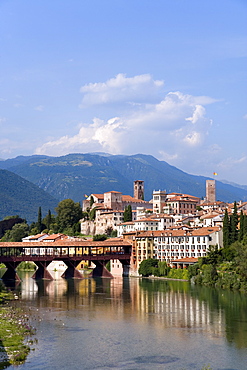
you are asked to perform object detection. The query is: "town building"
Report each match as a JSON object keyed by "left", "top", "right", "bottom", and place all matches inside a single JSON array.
[
  {"left": 152, "top": 191, "right": 200, "bottom": 215},
  {"left": 131, "top": 226, "right": 222, "bottom": 274},
  {"left": 117, "top": 214, "right": 174, "bottom": 236},
  {"left": 206, "top": 180, "right": 216, "bottom": 203},
  {"left": 134, "top": 180, "right": 144, "bottom": 200},
  {"left": 81, "top": 181, "right": 153, "bottom": 235}
]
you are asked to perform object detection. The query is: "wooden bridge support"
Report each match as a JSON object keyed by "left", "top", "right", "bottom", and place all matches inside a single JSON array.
[
  {"left": 1, "top": 262, "right": 21, "bottom": 282},
  {"left": 32, "top": 261, "right": 53, "bottom": 280},
  {"left": 89, "top": 261, "right": 114, "bottom": 278},
  {"left": 61, "top": 261, "right": 84, "bottom": 279}
]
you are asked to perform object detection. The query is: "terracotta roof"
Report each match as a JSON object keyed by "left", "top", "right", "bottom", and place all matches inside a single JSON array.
[
  {"left": 167, "top": 196, "right": 198, "bottom": 203},
  {"left": 0, "top": 239, "right": 132, "bottom": 248},
  {"left": 28, "top": 233, "right": 47, "bottom": 240},
  {"left": 135, "top": 226, "right": 220, "bottom": 238},
  {"left": 200, "top": 201, "right": 225, "bottom": 206},
  {"left": 122, "top": 195, "right": 149, "bottom": 203},
  {"left": 167, "top": 193, "right": 200, "bottom": 200},
  {"left": 105, "top": 191, "right": 122, "bottom": 194},
  {"left": 42, "top": 234, "right": 67, "bottom": 241},
  {"left": 201, "top": 213, "right": 222, "bottom": 219},
  {"left": 91, "top": 194, "right": 104, "bottom": 199},
  {"left": 171, "top": 257, "right": 198, "bottom": 263},
  {"left": 134, "top": 217, "right": 160, "bottom": 223}
]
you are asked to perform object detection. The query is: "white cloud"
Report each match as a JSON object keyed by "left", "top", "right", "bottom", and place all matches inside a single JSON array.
[
  {"left": 79, "top": 73, "right": 164, "bottom": 107},
  {"left": 36, "top": 81, "right": 214, "bottom": 160},
  {"left": 183, "top": 131, "right": 202, "bottom": 146},
  {"left": 34, "top": 73, "right": 226, "bottom": 180},
  {"left": 185, "top": 105, "right": 205, "bottom": 124}
]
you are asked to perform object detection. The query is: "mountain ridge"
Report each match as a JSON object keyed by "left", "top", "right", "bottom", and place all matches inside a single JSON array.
[
  {"left": 0, "top": 153, "right": 246, "bottom": 204},
  {"left": 0, "top": 169, "right": 58, "bottom": 223}
]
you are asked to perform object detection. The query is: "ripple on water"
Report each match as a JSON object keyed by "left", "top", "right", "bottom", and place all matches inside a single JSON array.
[{"left": 93, "top": 355, "right": 180, "bottom": 370}]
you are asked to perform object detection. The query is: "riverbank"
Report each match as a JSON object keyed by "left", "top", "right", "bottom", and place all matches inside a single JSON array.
[{"left": 0, "top": 289, "right": 36, "bottom": 368}]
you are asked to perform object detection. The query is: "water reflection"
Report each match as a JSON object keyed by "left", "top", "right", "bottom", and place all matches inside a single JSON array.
[{"left": 4, "top": 271, "right": 247, "bottom": 351}]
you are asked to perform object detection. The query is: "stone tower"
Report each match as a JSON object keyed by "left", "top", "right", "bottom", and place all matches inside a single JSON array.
[
  {"left": 134, "top": 180, "right": 144, "bottom": 200},
  {"left": 206, "top": 180, "right": 216, "bottom": 202}
]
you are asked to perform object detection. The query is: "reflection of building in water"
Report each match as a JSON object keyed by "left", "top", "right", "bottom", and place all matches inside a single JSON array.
[
  {"left": 129, "top": 279, "right": 224, "bottom": 337},
  {"left": 44, "top": 277, "right": 67, "bottom": 297},
  {"left": 78, "top": 278, "right": 96, "bottom": 296},
  {"left": 19, "top": 274, "right": 223, "bottom": 339},
  {"left": 19, "top": 272, "right": 38, "bottom": 299}
]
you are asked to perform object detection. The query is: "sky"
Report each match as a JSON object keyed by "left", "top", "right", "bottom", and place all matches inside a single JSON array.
[{"left": 0, "top": 0, "right": 247, "bottom": 185}]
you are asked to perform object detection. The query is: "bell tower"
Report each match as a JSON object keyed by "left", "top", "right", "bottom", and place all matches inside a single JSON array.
[
  {"left": 134, "top": 180, "right": 144, "bottom": 200},
  {"left": 206, "top": 180, "right": 216, "bottom": 202}
]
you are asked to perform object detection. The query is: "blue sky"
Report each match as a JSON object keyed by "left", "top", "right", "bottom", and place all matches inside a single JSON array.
[{"left": 0, "top": 0, "right": 246, "bottom": 184}]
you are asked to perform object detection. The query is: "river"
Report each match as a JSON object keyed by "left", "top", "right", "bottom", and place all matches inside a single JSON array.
[{"left": 2, "top": 271, "right": 247, "bottom": 370}]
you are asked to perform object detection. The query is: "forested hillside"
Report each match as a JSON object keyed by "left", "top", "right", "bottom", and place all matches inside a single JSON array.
[
  {"left": 0, "top": 153, "right": 246, "bottom": 203},
  {"left": 0, "top": 169, "right": 58, "bottom": 223}
]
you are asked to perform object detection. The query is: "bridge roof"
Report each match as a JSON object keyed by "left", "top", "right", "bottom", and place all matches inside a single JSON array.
[{"left": 0, "top": 240, "right": 132, "bottom": 248}]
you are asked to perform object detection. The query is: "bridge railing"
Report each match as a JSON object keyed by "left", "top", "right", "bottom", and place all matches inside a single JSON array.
[{"left": 0, "top": 245, "right": 130, "bottom": 259}]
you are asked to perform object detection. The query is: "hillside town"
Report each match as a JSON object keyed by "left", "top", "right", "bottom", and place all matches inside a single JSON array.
[
  {"left": 79, "top": 179, "right": 246, "bottom": 276},
  {"left": 3, "top": 179, "right": 246, "bottom": 278}
]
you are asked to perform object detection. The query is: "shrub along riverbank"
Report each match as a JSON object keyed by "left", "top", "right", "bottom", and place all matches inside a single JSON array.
[
  {"left": 0, "top": 283, "right": 36, "bottom": 368},
  {"left": 138, "top": 236, "right": 247, "bottom": 292}
]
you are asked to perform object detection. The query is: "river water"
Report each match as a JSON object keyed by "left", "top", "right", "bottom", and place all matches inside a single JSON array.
[{"left": 3, "top": 271, "right": 247, "bottom": 370}]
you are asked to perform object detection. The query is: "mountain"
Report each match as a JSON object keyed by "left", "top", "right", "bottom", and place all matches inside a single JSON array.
[
  {"left": 0, "top": 169, "right": 58, "bottom": 223},
  {"left": 0, "top": 153, "right": 246, "bottom": 203}
]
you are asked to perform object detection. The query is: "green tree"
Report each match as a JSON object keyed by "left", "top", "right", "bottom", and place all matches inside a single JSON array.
[
  {"left": 89, "top": 207, "right": 97, "bottom": 221},
  {"left": 56, "top": 199, "right": 82, "bottom": 232},
  {"left": 223, "top": 209, "right": 230, "bottom": 247},
  {"left": 138, "top": 258, "right": 158, "bottom": 277},
  {"left": 3, "top": 215, "right": 20, "bottom": 220},
  {"left": 90, "top": 195, "right": 94, "bottom": 208},
  {"left": 124, "top": 205, "right": 132, "bottom": 222},
  {"left": 206, "top": 245, "right": 222, "bottom": 265},
  {"left": 93, "top": 234, "right": 107, "bottom": 241},
  {"left": 157, "top": 260, "right": 170, "bottom": 276},
  {"left": 232, "top": 238, "right": 247, "bottom": 281},
  {"left": 244, "top": 214, "right": 247, "bottom": 237},
  {"left": 37, "top": 206, "right": 42, "bottom": 233},
  {"left": 201, "top": 264, "right": 218, "bottom": 286},
  {"left": 43, "top": 209, "right": 52, "bottom": 231},
  {"left": 230, "top": 201, "right": 238, "bottom": 244},
  {"left": 1, "top": 223, "right": 29, "bottom": 242},
  {"left": 105, "top": 226, "right": 113, "bottom": 237},
  {"left": 239, "top": 211, "right": 244, "bottom": 241},
  {"left": 110, "top": 229, "right": 118, "bottom": 238}
]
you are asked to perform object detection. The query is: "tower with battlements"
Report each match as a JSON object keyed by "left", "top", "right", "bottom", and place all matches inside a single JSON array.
[
  {"left": 134, "top": 180, "right": 144, "bottom": 200},
  {"left": 206, "top": 180, "right": 216, "bottom": 202}
]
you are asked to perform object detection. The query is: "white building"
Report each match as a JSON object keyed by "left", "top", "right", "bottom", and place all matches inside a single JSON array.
[
  {"left": 117, "top": 215, "right": 174, "bottom": 236},
  {"left": 134, "top": 226, "right": 223, "bottom": 266}
]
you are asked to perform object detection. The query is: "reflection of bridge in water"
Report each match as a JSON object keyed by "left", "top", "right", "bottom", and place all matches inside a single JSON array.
[{"left": 0, "top": 240, "right": 131, "bottom": 281}]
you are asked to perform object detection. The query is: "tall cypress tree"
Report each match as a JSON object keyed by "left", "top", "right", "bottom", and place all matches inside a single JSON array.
[
  {"left": 124, "top": 205, "right": 132, "bottom": 222},
  {"left": 223, "top": 209, "right": 230, "bottom": 248},
  {"left": 238, "top": 211, "right": 244, "bottom": 241},
  {"left": 230, "top": 201, "right": 238, "bottom": 244},
  {"left": 46, "top": 209, "right": 52, "bottom": 231},
  {"left": 243, "top": 214, "right": 247, "bottom": 238},
  {"left": 37, "top": 206, "right": 42, "bottom": 233}
]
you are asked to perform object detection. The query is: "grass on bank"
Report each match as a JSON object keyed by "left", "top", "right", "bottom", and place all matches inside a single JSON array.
[{"left": 0, "top": 284, "right": 36, "bottom": 368}]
